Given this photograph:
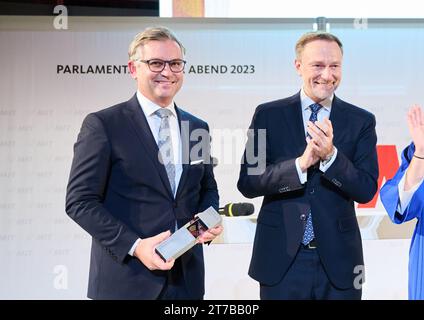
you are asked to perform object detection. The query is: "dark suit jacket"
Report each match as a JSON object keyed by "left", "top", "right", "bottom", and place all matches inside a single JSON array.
[
  {"left": 65, "top": 94, "right": 219, "bottom": 299},
  {"left": 237, "top": 92, "right": 378, "bottom": 289}
]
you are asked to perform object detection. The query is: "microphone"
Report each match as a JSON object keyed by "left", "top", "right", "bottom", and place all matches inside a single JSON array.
[{"left": 219, "top": 202, "right": 254, "bottom": 217}]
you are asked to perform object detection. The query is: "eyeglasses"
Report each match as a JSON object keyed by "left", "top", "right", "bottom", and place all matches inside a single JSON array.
[{"left": 136, "top": 59, "right": 186, "bottom": 73}]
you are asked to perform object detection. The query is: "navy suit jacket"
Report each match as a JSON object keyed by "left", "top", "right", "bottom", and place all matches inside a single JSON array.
[
  {"left": 65, "top": 94, "right": 219, "bottom": 299},
  {"left": 237, "top": 92, "right": 378, "bottom": 289}
]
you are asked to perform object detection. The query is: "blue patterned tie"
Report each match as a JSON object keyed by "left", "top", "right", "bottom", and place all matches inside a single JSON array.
[
  {"left": 155, "top": 108, "right": 176, "bottom": 195},
  {"left": 306, "top": 103, "right": 322, "bottom": 139},
  {"left": 302, "top": 103, "right": 322, "bottom": 245}
]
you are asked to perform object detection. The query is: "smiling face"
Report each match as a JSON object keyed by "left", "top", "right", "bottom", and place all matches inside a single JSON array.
[
  {"left": 128, "top": 39, "right": 184, "bottom": 107},
  {"left": 295, "top": 39, "right": 342, "bottom": 103}
]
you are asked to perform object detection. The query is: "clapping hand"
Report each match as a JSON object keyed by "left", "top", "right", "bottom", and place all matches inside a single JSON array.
[{"left": 407, "top": 105, "right": 424, "bottom": 156}]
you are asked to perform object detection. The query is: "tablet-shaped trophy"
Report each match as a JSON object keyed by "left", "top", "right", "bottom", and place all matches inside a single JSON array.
[{"left": 155, "top": 206, "right": 222, "bottom": 262}]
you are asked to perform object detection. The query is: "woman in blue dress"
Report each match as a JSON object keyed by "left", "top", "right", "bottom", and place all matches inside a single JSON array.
[{"left": 380, "top": 105, "right": 424, "bottom": 300}]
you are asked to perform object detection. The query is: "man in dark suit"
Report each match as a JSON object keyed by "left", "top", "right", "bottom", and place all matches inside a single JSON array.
[
  {"left": 65, "top": 26, "right": 222, "bottom": 300},
  {"left": 237, "top": 32, "right": 378, "bottom": 299}
]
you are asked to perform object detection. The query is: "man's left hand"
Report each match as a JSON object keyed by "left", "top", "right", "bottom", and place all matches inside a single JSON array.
[
  {"left": 196, "top": 225, "right": 224, "bottom": 244},
  {"left": 307, "top": 118, "right": 335, "bottom": 160}
]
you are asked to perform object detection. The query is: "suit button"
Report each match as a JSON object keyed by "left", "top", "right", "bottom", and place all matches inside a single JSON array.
[
  {"left": 310, "top": 188, "right": 315, "bottom": 195},
  {"left": 173, "top": 202, "right": 178, "bottom": 208},
  {"left": 300, "top": 214, "right": 307, "bottom": 221}
]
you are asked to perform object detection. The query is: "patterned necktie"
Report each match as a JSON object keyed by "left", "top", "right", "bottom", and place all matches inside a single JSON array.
[
  {"left": 155, "top": 108, "right": 176, "bottom": 195},
  {"left": 302, "top": 103, "right": 322, "bottom": 245},
  {"left": 306, "top": 103, "right": 323, "bottom": 139}
]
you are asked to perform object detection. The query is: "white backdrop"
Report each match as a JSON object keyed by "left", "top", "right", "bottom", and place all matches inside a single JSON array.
[{"left": 1, "top": 16, "right": 423, "bottom": 299}]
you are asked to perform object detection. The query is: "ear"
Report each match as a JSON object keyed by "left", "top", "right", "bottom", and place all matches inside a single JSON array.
[
  {"left": 294, "top": 59, "right": 302, "bottom": 76},
  {"left": 128, "top": 60, "right": 137, "bottom": 79}
]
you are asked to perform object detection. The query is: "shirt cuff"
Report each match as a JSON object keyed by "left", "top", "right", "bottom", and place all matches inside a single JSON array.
[
  {"left": 320, "top": 147, "right": 338, "bottom": 172},
  {"left": 128, "top": 238, "right": 142, "bottom": 256},
  {"left": 295, "top": 157, "right": 307, "bottom": 184},
  {"left": 397, "top": 173, "right": 424, "bottom": 214}
]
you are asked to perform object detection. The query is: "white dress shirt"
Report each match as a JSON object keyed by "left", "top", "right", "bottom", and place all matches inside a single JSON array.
[
  {"left": 295, "top": 88, "right": 338, "bottom": 183},
  {"left": 129, "top": 91, "right": 183, "bottom": 256},
  {"left": 397, "top": 173, "right": 424, "bottom": 214},
  {"left": 136, "top": 90, "right": 183, "bottom": 191}
]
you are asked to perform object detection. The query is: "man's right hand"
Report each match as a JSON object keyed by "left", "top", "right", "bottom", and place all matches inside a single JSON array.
[
  {"left": 408, "top": 105, "right": 424, "bottom": 155},
  {"left": 133, "top": 231, "right": 175, "bottom": 271},
  {"left": 298, "top": 139, "right": 320, "bottom": 172},
  {"left": 405, "top": 105, "right": 424, "bottom": 191}
]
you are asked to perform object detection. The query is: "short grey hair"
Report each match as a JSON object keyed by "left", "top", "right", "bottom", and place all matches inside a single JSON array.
[
  {"left": 295, "top": 31, "right": 343, "bottom": 59},
  {"left": 128, "top": 26, "right": 185, "bottom": 61}
]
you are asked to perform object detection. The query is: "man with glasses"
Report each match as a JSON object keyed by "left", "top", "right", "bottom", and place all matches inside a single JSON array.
[
  {"left": 238, "top": 31, "right": 378, "bottom": 299},
  {"left": 66, "top": 26, "right": 222, "bottom": 299}
]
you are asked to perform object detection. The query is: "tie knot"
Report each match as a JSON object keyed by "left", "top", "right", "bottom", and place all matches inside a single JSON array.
[
  {"left": 309, "top": 103, "right": 322, "bottom": 114},
  {"left": 155, "top": 108, "right": 173, "bottom": 119}
]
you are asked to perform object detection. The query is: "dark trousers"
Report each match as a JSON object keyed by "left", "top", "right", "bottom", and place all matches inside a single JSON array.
[
  {"left": 157, "top": 259, "right": 203, "bottom": 300},
  {"left": 260, "top": 245, "right": 362, "bottom": 300}
]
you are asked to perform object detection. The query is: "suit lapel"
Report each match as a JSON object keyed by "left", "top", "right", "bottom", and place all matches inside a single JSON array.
[
  {"left": 175, "top": 105, "right": 191, "bottom": 198},
  {"left": 329, "top": 95, "right": 349, "bottom": 146},
  {"left": 281, "top": 92, "right": 307, "bottom": 156},
  {"left": 123, "top": 94, "right": 174, "bottom": 198}
]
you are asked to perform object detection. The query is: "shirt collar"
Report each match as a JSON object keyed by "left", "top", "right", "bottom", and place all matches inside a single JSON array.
[
  {"left": 136, "top": 90, "right": 177, "bottom": 118},
  {"left": 300, "top": 88, "right": 333, "bottom": 112}
]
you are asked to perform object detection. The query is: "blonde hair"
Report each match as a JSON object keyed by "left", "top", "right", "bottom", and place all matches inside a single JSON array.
[
  {"left": 128, "top": 26, "right": 185, "bottom": 61},
  {"left": 295, "top": 31, "right": 343, "bottom": 59}
]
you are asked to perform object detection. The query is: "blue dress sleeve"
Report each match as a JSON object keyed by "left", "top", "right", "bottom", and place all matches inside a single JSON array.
[{"left": 380, "top": 143, "right": 423, "bottom": 223}]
